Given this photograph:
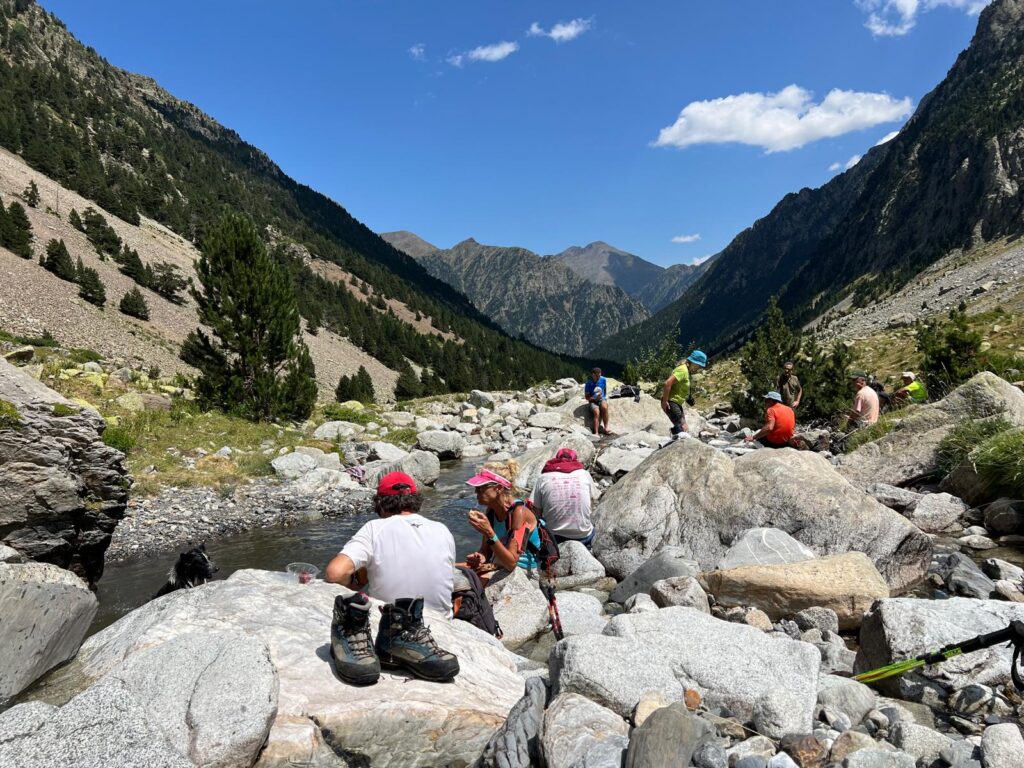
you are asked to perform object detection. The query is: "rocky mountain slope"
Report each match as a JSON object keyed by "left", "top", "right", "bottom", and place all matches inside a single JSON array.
[
  {"left": 553, "top": 241, "right": 705, "bottom": 313},
  {"left": 0, "top": 0, "right": 583, "bottom": 396},
  {"left": 595, "top": 0, "right": 1024, "bottom": 360},
  {"left": 400, "top": 237, "right": 650, "bottom": 356},
  {"left": 380, "top": 230, "right": 439, "bottom": 260}
]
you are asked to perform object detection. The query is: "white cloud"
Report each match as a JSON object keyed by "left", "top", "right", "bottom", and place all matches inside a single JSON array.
[
  {"left": 446, "top": 53, "right": 464, "bottom": 67},
  {"left": 829, "top": 154, "right": 863, "bottom": 172},
  {"left": 654, "top": 85, "right": 912, "bottom": 153},
  {"left": 875, "top": 129, "right": 900, "bottom": 145},
  {"left": 409, "top": 44, "right": 426, "bottom": 61},
  {"left": 856, "top": 0, "right": 990, "bottom": 37},
  {"left": 467, "top": 41, "right": 519, "bottom": 62},
  {"left": 528, "top": 17, "right": 594, "bottom": 43},
  {"left": 671, "top": 234, "right": 701, "bottom": 243}
]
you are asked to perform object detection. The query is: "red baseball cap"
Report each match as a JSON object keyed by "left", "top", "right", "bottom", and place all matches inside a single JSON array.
[{"left": 376, "top": 472, "right": 418, "bottom": 496}]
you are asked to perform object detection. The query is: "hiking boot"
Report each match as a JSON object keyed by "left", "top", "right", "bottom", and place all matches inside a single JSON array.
[
  {"left": 375, "top": 597, "right": 460, "bottom": 682},
  {"left": 330, "top": 593, "right": 380, "bottom": 686}
]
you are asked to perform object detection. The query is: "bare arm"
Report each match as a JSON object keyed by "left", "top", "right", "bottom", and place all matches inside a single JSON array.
[
  {"left": 794, "top": 383, "right": 803, "bottom": 407},
  {"left": 661, "top": 376, "right": 677, "bottom": 410},
  {"left": 747, "top": 415, "right": 776, "bottom": 442},
  {"left": 325, "top": 553, "right": 356, "bottom": 586}
]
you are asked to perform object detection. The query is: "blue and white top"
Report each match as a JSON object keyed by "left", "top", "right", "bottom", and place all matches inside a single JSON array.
[{"left": 585, "top": 377, "right": 607, "bottom": 403}]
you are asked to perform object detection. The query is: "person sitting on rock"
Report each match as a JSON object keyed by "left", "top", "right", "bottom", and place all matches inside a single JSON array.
[
  {"left": 777, "top": 361, "right": 803, "bottom": 408},
  {"left": 530, "top": 447, "right": 597, "bottom": 548},
  {"left": 464, "top": 459, "right": 542, "bottom": 579},
  {"left": 325, "top": 472, "right": 459, "bottom": 685},
  {"left": 661, "top": 350, "right": 707, "bottom": 439},
  {"left": 893, "top": 371, "right": 928, "bottom": 405},
  {"left": 585, "top": 367, "right": 611, "bottom": 436},
  {"left": 847, "top": 371, "right": 880, "bottom": 428},
  {"left": 744, "top": 391, "right": 795, "bottom": 449}
]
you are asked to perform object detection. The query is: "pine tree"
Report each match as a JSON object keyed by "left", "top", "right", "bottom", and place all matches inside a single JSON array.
[
  {"left": 68, "top": 208, "right": 83, "bottom": 232},
  {"left": 5, "top": 201, "right": 32, "bottom": 258},
  {"left": 75, "top": 257, "right": 106, "bottom": 307},
  {"left": 730, "top": 297, "right": 802, "bottom": 418},
  {"left": 148, "top": 261, "right": 187, "bottom": 303},
  {"left": 118, "top": 286, "right": 150, "bottom": 320},
  {"left": 355, "top": 365, "right": 375, "bottom": 403},
  {"left": 22, "top": 180, "right": 39, "bottom": 207},
  {"left": 43, "top": 238, "right": 76, "bottom": 281},
  {"left": 180, "top": 212, "right": 316, "bottom": 421},
  {"left": 118, "top": 245, "right": 149, "bottom": 285},
  {"left": 335, "top": 373, "right": 356, "bottom": 403},
  {"left": 621, "top": 361, "right": 639, "bottom": 386},
  {"left": 917, "top": 304, "right": 983, "bottom": 396},
  {"left": 394, "top": 363, "right": 422, "bottom": 400}
]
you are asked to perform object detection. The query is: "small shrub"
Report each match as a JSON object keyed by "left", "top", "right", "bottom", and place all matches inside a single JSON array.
[
  {"left": 321, "top": 403, "right": 375, "bottom": 425},
  {"left": 52, "top": 403, "right": 76, "bottom": 417},
  {"left": 917, "top": 305, "right": 982, "bottom": 397},
  {"left": 103, "top": 423, "right": 137, "bottom": 453},
  {"left": 380, "top": 427, "right": 418, "bottom": 446},
  {"left": 936, "top": 417, "right": 1012, "bottom": 477},
  {"left": 0, "top": 399, "right": 21, "bottom": 428},
  {"left": 68, "top": 348, "right": 103, "bottom": 364},
  {"left": 845, "top": 409, "right": 911, "bottom": 451},
  {"left": 119, "top": 287, "right": 150, "bottom": 320},
  {"left": 973, "top": 427, "right": 1024, "bottom": 498}
]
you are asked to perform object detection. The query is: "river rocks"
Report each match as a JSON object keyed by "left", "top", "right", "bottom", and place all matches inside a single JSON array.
[
  {"left": 624, "top": 702, "right": 713, "bottom": 768},
  {"left": 983, "top": 498, "right": 1024, "bottom": 535},
  {"left": 552, "top": 607, "right": 819, "bottom": 738},
  {"left": 527, "top": 411, "right": 569, "bottom": 430},
  {"left": 866, "top": 484, "right": 923, "bottom": 513},
  {"left": 608, "top": 546, "right": 699, "bottom": 604},
  {"left": 541, "top": 693, "right": 629, "bottom": 768},
  {"left": 367, "top": 441, "right": 409, "bottom": 463},
  {"left": 595, "top": 446, "right": 652, "bottom": 477},
  {"left": 292, "top": 467, "right": 361, "bottom": 494},
  {"left": 592, "top": 440, "right": 930, "bottom": 592},
  {"left": 889, "top": 722, "right": 953, "bottom": 765},
  {"left": 700, "top": 553, "right": 889, "bottom": 630},
  {"left": 41, "top": 570, "right": 523, "bottom": 768},
  {"left": 365, "top": 449, "right": 442, "bottom": 488},
  {"left": 270, "top": 451, "right": 319, "bottom": 479},
  {"left": 843, "top": 748, "right": 915, "bottom": 767},
  {"left": 817, "top": 675, "right": 876, "bottom": 726},
  {"left": 556, "top": 391, "right": 688, "bottom": 437},
  {"left": 718, "top": 528, "right": 817, "bottom": 570},
  {"left": 907, "top": 492, "right": 967, "bottom": 534},
  {"left": 0, "top": 562, "right": 97, "bottom": 707},
  {"left": 514, "top": 433, "right": 596, "bottom": 491},
  {"left": 856, "top": 598, "right": 1024, "bottom": 692},
  {"left": 416, "top": 429, "right": 466, "bottom": 459},
  {"left": 312, "top": 420, "right": 365, "bottom": 440},
  {"left": 476, "top": 676, "right": 547, "bottom": 768},
  {"left": 0, "top": 357, "right": 129, "bottom": 586},
  {"left": 650, "top": 576, "right": 710, "bottom": 612},
  {"left": 553, "top": 591, "right": 608, "bottom": 637},
  {"left": 838, "top": 372, "right": 1024, "bottom": 489},
  {"left": 487, "top": 568, "right": 552, "bottom": 650},
  {"left": 981, "top": 723, "right": 1024, "bottom": 768},
  {"left": 551, "top": 540, "right": 607, "bottom": 590}
]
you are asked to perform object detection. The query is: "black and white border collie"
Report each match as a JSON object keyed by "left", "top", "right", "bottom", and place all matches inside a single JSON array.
[{"left": 153, "top": 543, "right": 218, "bottom": 598}]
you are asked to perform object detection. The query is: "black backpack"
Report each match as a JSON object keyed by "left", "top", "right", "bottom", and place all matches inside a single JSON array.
[{"left": 453, "top": 566, "right": 502, "bottom": 638}]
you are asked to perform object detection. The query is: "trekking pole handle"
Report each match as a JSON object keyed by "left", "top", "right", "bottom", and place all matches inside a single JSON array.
[{"left": 920, "top": 624, "right": 1015, "bottom": 664}]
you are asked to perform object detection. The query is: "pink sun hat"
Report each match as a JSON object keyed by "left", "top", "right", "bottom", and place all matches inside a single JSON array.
[{"left": 465, "top": 468, "right": 512, "bottom": 489}]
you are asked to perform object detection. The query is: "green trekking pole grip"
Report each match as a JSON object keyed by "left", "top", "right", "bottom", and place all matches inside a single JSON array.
[{"left": 919, "top": 625, "right": 1014, "bottom": 664}]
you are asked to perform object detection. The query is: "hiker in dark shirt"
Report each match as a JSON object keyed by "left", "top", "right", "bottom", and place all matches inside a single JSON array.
[{"left": 777, "top": 361, "right": 803, "bottom": 408}]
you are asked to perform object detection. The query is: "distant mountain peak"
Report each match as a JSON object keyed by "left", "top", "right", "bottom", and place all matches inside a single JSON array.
[{"left": 380, "top": 231, "right": 440, "bottom": 260}]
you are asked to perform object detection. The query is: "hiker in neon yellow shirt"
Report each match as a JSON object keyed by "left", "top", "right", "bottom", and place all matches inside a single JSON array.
[
  {"left": 661, "top": 350, "right": 707, "bottom": 439},
  {"left": 894, "top": 372, "right": 928, "bottom": 404}
]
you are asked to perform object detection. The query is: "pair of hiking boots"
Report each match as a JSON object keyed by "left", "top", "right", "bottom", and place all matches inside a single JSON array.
[{"left": 330, "top": 593, "right": 460, "bottom": 685}]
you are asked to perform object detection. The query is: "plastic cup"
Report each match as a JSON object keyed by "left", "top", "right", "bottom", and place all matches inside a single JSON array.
[{"left": 286, "top": 562, "right": 320, "bottom": 584}]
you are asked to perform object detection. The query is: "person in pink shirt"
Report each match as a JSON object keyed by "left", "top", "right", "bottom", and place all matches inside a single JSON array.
[{"left": 848, "top": 372, "right": 880, "bottom": 427}]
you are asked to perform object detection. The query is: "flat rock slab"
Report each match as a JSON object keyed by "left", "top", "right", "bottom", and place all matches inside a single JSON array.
[
  {"left": 718, "top": 527, "right": 817, "bottom": 570},
  {"left": 39, "top": 570, "right": 524, "bottom": 768},
  {"left": 0, "top": 562, "right": 97, "bottom": 707},
  {"left": 592, "top": 440, "right": 931, "bottom": 593},
  {"left": 700, "top": 552, "right": 890, "bottom": 630},
  {"left": 608, "top": 546, "right": 699, "bottom": 604},
  {"left": 486, "top": 568, "right": 553, "bottom": 650},
  {"left": 552, "top": 606, "right": 819, "bottom": 739},
  {"left": 857, "top": 598, "right": 1024, "bottom": 691}
]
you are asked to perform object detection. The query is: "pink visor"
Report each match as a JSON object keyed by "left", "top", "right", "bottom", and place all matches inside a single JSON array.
[{"left": 465, "top": 468, "right": 512, "bottom": 489}]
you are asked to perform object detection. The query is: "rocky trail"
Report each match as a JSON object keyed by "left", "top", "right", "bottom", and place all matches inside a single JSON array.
[{"left": 3, "top": 354, "right": 1024, "bottom": 766}]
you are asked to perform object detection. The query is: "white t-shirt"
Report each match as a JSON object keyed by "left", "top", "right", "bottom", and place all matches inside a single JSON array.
[
  {"left": 530, "top": 469, "right": 596, "bottom": 540},
  {"left": 340, "top": 514, "right": 455, "bottom": 616}
]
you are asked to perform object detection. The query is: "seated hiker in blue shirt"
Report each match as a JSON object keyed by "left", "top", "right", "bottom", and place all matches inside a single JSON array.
[{"left": 584, "top": 367, "right": 611, "bottom": 436}]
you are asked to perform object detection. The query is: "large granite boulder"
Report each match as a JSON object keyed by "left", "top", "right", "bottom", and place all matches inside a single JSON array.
[
  {"left": 556, "top": 391, "right": 705, "bottom": 438},
  {"left": 513, "top": 433, "right": 596, "bottom": 492},
  {"left": 0, "top": 562, "right": 97, "bottom": 707},
  {"left": 476, "top": 677, "right": 548, "bottom": 768},
  {"left": 486, "top": 568, "right": 552, "bottom": 650},
  {"left": 717, "top": 527, "right": 816, "bottom": 570},
  {"left": 363, "top": 449, "right": 442, "bottom": 488},
  {"left": 856, "top": 598, "right": 1024, "bottom": 692},
  {"left": 837, "top": 372, "right": 1024, "bottom": 489},
  {"left": 541, "top": 693, "right": 629, "bottom": 768},
  {"left": 551, "top": 607, "right": 820, "bottom": 739},
  {"left": 700, "top": 552, "right": 890, "bottom": 630},
  {"left": 550, "top": 540, "right": 607, "bottom": 591},
  {"left": 608, "top": 546, "right": 699, "bottom": 604},
  {"left": 591, "top": 440, "right": 931, "bottom": 592},
  {"left": 30, "top": 570, "right": 524, "bottom": 768},
  {"left": 0, "top": 630, "right": 276, "bottom": 768},
  {"left": 416, "top": 430, "right": 466, "bottom": 459},
  {"left": 0, "top": 357, "right": 129, "bottom": 586}
]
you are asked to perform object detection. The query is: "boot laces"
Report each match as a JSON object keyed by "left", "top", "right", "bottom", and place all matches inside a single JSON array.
[
  {"left": 404, "top": 623, "right": 444, "bottom": 658},
  {"left": 345, "top": 624, "right": 374, "bottom": 658}
]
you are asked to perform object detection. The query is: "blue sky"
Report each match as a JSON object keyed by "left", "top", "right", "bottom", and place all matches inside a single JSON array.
[{"left": 41, "top": 1, "right": 985, "bottom": 267}]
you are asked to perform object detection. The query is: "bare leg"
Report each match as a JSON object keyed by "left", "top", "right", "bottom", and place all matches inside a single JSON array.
[
  {"left": 591, "top": 406, "right": 599, "bottom": 434},
  {"left": 601, "top": 402, "right": 610, "bottom": 433}
]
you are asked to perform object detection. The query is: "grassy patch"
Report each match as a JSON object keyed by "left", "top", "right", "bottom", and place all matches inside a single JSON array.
[
  {"left": 0, "top": 399, "right": 21, "bottom": 428},
  {"left": 379, "top": 427, "right": 418, "bottom": 447},
  {"left": 973, "top": 427, "right": 1024, "bottom": 498},
  {"left": 0, "top": 327, "right": 57, "bottom": 347},
  {"left": 845, "top": 408, "right": 913, "bottom": 451},
  {"left": 321, "top": 403, "right": 377, "bottom": 425},
  {"left": 67, "top": 348, "right": 103, "bottom": 365},
  {"left": 936, "top": 416, "right": 1013, "bottom": 476},
  {"left": 51, "top": 403, "right": 76, "bottom": 417}
]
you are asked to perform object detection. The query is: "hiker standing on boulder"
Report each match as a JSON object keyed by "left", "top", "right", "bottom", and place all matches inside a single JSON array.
[
  {"left": 325, "top": 472, "right": 459, "bottom": 685},
  {"left": 464, "top": 459, "right": 542, "bottom": 579},
  {"left": 530, "top": 448, "right": 597, "bottom": 548},
  {"left": 584, "top": 367, "right": 611, "bottom": 435},
  {"left": 777, "top": 361, "right": 803, "bottom": 408},
  {"left": 744, "top": 391, "right": 795, "bottom": 448},
  {"left": 847, "top": 371, "right": 880, "bottom": 427},
  {"left": 661, "top": 350, "right": 707, "bottom": 439}
]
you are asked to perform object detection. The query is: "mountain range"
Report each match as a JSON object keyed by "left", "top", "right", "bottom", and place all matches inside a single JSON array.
[{"left": 595, "top": 0, "right": 1024, "bottom": 361}]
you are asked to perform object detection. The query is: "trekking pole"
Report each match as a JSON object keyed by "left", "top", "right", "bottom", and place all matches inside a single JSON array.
[
  {"left": 541, "top": 577, "right": 565, "bottom": 641},
  {"left": 855, "top": 620, "right": 1024, "bottom": 690}
]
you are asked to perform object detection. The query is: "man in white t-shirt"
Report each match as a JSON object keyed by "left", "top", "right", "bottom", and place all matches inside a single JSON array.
[
  {"left": 325, "top": 472, "right": 458, "bottom": 685},
  {"left": 530, "top": 448, "right": 597, "bottom": 548}
]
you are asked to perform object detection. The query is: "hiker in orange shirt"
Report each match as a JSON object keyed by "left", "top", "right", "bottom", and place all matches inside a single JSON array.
[{"left": 744, "top": 391, "right": 795, "bottom": 449}]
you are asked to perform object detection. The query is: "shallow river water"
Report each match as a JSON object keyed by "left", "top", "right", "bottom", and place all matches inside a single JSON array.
[{"left": 90, "top": 461, "right": 486, "bottom": 635}]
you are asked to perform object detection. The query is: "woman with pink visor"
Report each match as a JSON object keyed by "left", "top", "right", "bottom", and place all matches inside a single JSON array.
[{"left": 463, "top": 459, "right": 542, "bottom": 579}]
